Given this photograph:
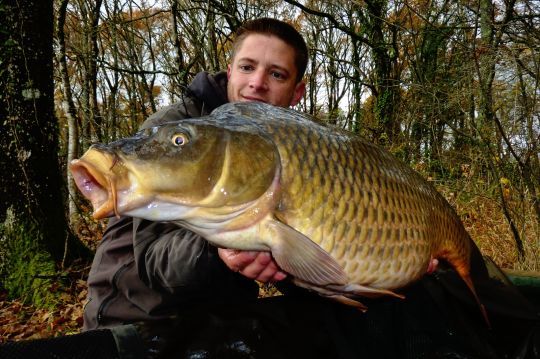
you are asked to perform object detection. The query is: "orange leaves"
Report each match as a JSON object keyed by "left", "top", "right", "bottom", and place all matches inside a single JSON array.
[
  {"left": 0, "top": 279, "right": 87, "bottom": 342},
  {"left": 499, "top": 177, "right": 512, "bottom": 200}
]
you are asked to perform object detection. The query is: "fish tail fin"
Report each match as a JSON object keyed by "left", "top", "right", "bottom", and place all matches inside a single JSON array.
[
  {"left": 456, "top": 266, "right": 491, "bottom": 329},
  {"left": 437, "top": 225, "right": 490, "bottom": 327}
]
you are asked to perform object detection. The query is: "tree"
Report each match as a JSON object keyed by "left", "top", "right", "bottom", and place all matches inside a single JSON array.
[
  {"left": 473, "top": 0, "right": 525, "bottom": 258},
  {"left": 55, "top": 0, "right": 80, "bottom": 228},
  {"left": 0, "top": 0, "right": 85, "bottom": 263},
  {"left": 51, "top": 0, "right": 538, "bottom": 269},
  {"left": 284, "top": 0, "right": 403, "bottom": 144}
]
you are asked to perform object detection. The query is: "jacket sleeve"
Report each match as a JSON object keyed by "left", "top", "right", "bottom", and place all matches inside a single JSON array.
[{"left": 132, "top": 218, "right": 258, "bottom": 299}]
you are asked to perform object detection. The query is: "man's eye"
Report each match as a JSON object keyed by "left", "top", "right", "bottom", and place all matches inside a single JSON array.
[
  {"left": 271, "top": 71, "right": 285, "bottom": 80},
  {"left": 240, "top": 65, "right": 253, "bottom": 72}
]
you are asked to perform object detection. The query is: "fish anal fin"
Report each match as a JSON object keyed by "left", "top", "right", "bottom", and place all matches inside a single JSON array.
[
  {"left": 293, "top": 280, "right": 404, "bottom": 310},
  {"left": 267, "top": 219, "right": 348, "bottom": 286},
  {"left": 331, "top": 283, "right": 406, "bottom": 299},
  {"left": 327, "top": 295, "right": 368, "bottom": 312}
]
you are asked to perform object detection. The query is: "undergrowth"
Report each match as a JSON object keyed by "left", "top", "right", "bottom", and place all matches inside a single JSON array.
[
  {"left": 0, "top": 210, "right": 61, "bottom": 309},
  {"left": 435, "top": 180, "right": 539, "bottom": 272}
]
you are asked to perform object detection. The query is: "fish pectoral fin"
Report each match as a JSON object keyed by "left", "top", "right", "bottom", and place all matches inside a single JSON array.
[{"left": 268, "top": 219, "right": 348, "bottom": 286}]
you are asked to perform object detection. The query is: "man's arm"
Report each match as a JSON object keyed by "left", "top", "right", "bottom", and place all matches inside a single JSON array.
[{"left": 133, "top": 218, "right": 258, "bottom": 298}]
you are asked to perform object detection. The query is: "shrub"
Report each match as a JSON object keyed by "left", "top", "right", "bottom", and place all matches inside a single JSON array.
[{"left": 0, "top": 208, "right": 60, "bottom": 309}]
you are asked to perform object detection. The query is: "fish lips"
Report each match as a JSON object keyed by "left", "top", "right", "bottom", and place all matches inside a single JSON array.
[{"left": 70, "top": 158, "right": 117, "bottom": 219}]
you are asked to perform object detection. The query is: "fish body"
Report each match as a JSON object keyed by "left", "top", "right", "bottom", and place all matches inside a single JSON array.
[{"left": 70, "top": 102, "right": 481, "bottom": 313}]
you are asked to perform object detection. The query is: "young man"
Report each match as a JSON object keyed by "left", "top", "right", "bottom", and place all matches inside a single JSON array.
[{"left": 82, "top": 18, "right": 308, "bottom": 356}]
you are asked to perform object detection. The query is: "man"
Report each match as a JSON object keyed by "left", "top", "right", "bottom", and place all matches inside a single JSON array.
[{"left": 82, "top": 17, "right": 308, "bottom": 357}]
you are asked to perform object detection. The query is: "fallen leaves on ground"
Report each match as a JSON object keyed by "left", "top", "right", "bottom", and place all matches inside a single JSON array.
[{"left": 0, "top": 278, "right": 87, "bottom": 343}]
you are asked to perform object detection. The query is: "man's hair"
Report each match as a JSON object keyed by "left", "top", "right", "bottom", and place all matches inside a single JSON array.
[{"left": 232, "top": 18, "right": 308, "bottom": 82}]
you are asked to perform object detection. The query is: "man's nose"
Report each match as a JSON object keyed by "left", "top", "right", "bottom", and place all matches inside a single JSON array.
[{"left": 249, "top": 70, "right": 268, "bottom": 90}]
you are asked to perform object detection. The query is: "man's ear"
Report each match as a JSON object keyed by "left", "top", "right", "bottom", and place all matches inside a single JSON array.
[
  {"left": 290, "top": 81, "right": 306, "bottom": 107},
  {"left": 227, "top": 64, "right": 232, "bottom": 80}
]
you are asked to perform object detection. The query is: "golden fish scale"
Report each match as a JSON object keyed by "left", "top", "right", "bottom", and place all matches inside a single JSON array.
[{"left": 262, "top": 121, "right": 470, "bottom": 290}]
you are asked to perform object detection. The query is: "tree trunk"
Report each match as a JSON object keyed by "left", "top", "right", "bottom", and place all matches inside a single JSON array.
[
  {"left": 0, "top": 0, "right": 87, "bottom": 263},
  {"left": 476, "top": 0, "right": 525, "bottom": 259},
  {"left": 79, "top": 0, "right": 103, "bottom": 145},
  {"left": 55, "top": 0, "right": 81, "bottom": 229},
  {"left": 364, "top": 0, "right": 400, "bottom": 146}
]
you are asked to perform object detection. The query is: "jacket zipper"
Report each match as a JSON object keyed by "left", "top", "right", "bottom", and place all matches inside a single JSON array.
[{"left": 96, "top": 262, "right": 130, "bottom": 326}]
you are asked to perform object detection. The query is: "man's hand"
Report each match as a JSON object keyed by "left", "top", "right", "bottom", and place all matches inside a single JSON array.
[{"left": 218, "top": 248, "right": 287, "bottom": 283}]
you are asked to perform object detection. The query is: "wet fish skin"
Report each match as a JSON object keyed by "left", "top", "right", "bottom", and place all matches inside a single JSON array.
[
  {"left": 210, "top": 103, "right": 472, "bottom": 291},
  {"left": 70, "top": 102, "right": 484, "bottom": 319}
]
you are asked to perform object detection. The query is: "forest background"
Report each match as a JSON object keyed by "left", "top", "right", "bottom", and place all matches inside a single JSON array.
[{"left": 0, "top": 0, "right": 538, "bottom": 341}]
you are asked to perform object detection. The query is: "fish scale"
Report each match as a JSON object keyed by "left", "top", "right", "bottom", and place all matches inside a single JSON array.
[
  {"left": 253, "top": 116, "right": 433, "bottom": 288},
  {"left": 70, "top": 101, "right": 487, "bottom": 323}
]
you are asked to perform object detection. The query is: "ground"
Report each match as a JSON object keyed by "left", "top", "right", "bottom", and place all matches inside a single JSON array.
[{"left": 0, "top": 272, "right": 87, "bottom": 342}]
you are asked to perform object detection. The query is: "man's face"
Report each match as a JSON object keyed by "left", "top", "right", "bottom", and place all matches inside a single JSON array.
[{"left": 227, "top": 34, "right": 305, "bottom": 108}]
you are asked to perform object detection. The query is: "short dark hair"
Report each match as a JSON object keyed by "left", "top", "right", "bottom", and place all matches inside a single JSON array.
[{"left": 232, "top": 18, "right": 308, "bottom": 82}]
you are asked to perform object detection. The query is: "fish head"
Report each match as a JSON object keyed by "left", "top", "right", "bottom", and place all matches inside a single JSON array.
[{"left": 70, "top": 120, "right": 280, "bottom": 222}]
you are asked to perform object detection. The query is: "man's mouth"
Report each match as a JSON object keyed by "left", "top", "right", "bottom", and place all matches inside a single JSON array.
[{"left": 241, "top": 96, "right": 267, "bottom": 103}]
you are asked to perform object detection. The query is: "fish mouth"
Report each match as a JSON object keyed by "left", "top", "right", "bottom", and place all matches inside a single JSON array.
[{"left": 70, "top": 157, "right": 119, "bottom": 219}]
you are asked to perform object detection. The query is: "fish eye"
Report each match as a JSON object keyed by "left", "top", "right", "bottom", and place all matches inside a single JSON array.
[{"left": 171, "top": 133, "right": 189, "bottom": 146}]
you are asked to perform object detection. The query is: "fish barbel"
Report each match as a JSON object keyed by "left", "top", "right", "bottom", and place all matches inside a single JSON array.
[{"left": 70, "top": 102, "right": 486, "bottom": 320}]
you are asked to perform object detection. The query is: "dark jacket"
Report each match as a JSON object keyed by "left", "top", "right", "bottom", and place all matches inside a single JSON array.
[{"left": 83, "top": 72, "right": 259, "bottom": 330}]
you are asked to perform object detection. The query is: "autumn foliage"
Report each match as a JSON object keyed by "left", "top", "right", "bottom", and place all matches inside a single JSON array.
[{"left": 1, "top": 0, "right": 539, "bottom": 342}]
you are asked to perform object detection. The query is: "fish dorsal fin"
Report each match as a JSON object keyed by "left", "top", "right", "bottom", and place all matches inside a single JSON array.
[{"left": 267, "top": 219, "right": 348, "bottom": 286}]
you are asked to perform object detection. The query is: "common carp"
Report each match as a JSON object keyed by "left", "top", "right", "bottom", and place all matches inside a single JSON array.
[{"left": 70, "top": 102, "right": 487, "bottom": 321}]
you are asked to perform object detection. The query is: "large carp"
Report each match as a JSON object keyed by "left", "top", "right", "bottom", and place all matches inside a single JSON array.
[{"left": 71, "top": 102, "right": 486, "bottom": 320}]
